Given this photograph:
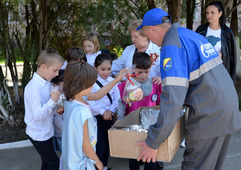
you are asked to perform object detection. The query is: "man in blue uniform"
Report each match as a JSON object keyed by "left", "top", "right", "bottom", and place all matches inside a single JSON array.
[{"left": 136, "top": 8, "right": 241, "bottom": 169}]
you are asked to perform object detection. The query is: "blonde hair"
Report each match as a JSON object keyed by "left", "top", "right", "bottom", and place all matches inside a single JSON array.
[
  {"left": 83, "top": 33, "right": 100, "bottom": 53},
  {"left": 128, "top": 19, "right": 146, "bottom": 37},
  {"left": 37, "top": 49, "right": 64, "bottom": 68}
]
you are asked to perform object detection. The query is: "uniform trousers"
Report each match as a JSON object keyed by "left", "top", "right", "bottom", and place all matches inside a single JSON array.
[
  {"left": 182, "top": 134, "right": 231, "bottom": 170},
  {"left": 29, "top": 136, "right": 59, "bottom": 170},
  {"left": 129, "top": 159, "right": 156, "bottom": 170},
  {"left": 95, "top": 114, "right": 113, "bottom": 167}
]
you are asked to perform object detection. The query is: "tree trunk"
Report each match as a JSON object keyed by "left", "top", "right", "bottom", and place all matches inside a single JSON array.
[
  {"left": 7, "top": 61, "right": 20, "bottom": 104},
  {"left": 0, "top": 55, "right": 15, "bottom": 126},
  {"left": 145, "top": 0, "right": 155, "bottom": 10},
  {"left": 39, "top": 1, "right": 43, "bottom": 52},
  {"left": 43, "top": 0, "right": 48, "bottom": 50},
  {"left": 170, "top": 0, "right": 181, "bottom": 23},
  {"left": 166, "top": 0, "right": 171, "bottom": 16},
  {"left": 226, "top": 0, "right": 241, "bottom": 17},
  {"left": 166, "top": 0, "right": 181, "bottom": 23},
  {"left": 186, "top": 0, "right": 196, "bottom": 30},
  {"left": 3, "top": 52, "right": 14, "bottom": 109},
  {"left": 0, "top": 2, "right": 15, "bottom": 126},
  {"left": 230, "top": 0, "right": 241, "bottom": 78},
  {"left": 223, "top": 0, "right": 233, "bottom": 12},
  {"left": 230, "top": 1, "right": 238, "bottom": 37},
  {"left": 0, "top": 96, "right": 14, "bottom": 127},
  {"left": 9, "top": 42, "right": 20, "bottom": 104},
  {"left": 0, "top": 66, "right": 4, "bottom": 88},
  {"left": 200, "top": 0, "right": 212, "bottom": 25}
]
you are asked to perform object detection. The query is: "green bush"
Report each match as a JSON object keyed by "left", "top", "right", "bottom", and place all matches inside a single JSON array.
[
  {"left": 18, "top": 134, "right": 28, "bottom": 141},
  {"left": 112, "top": 46, "right": 123, "bottom": 57},
  {"left": 0, "top": 48, "right": 24, "bottom": 64}
]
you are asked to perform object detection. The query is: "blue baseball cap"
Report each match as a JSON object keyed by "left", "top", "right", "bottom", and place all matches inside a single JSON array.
[{"left": 137, "top": 8, "right": 170, "bottom": 30}]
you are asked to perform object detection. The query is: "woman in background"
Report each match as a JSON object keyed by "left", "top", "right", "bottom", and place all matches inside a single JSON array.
[
  {"left": 112, "top": 19, "right": 162, "bottom": 84},
  {"left": 196, "top": 1, "right": 237, "bottom": 83}
]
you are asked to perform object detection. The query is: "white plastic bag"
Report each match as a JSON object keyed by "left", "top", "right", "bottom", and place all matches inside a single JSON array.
[{"left": 123, "top": 73, "right": 144, "bottom": 104}]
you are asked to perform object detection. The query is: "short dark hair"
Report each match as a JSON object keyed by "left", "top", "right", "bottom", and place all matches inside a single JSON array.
[
  {"left": 110, "top": 53, "right": 118, "bottom": 61},
  {"left": 94, "top": 53, "right": 112, "bottom": 67},
  {"left": 66, "top": 47, "right": 87, "bottom": 63},
  {"left": 208, "top": 1, "right": 226, "bottom": 27},
  {"left": 63, "top": 61, "right": 97, "bottom": 100},
  {"left": 132, "top": 52, "right": 152, "bottom": 70},
  {"left": 51, "top": 69, "right": 64, "bottom": 84}
]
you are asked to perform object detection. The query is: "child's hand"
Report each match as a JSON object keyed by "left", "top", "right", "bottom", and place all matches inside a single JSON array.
[
  {"left": 50, "top": 90, "right": 61, "bottom": 103},
  {"left": 116, "top": 68, "right": 131, "bottom": 81},
  {"left": 95, "top": 160, "right": 103, "bottom": 170},
  {"left": 152, "top": 76, "right": 162, "bottom": 85},
  {"left": 103, "top": 111, "right": 113, "bottom": 120}
]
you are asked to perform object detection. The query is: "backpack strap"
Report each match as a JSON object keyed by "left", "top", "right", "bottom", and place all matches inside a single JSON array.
[{"left": 96, "top": 80, "right": 113, "bottom": 104}]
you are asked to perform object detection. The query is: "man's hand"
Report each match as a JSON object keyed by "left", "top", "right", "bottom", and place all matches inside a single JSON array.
[{"left": 136, "top": 141, "right": 158, "bottom": 163}]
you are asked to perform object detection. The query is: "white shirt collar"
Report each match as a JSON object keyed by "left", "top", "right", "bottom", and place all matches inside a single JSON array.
[
  {"left": 146, "top": 41, "right": 155, "bottom": 52},
  {"left": 97, "top": 75, "right": 112, "bottom": 84},
  {"left": 32, "top": 72, "right": 49, "bottom": 87}
]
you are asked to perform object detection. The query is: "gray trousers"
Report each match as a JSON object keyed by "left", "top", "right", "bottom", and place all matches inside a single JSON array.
[{"left": 182, "top": 134, "right": 231, "bottom": 170}]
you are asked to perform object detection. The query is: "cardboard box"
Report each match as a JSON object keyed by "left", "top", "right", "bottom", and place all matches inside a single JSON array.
[{"left": 108, "top": 106, "right": 183, "bottom": 162}]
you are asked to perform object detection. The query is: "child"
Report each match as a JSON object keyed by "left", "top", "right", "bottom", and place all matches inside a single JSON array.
[
  {"left": 24, "top": 49, "right": 64, "bottom": 170},
  {"left": 83, "top": 33, "right": 102, "bottom": 66},
  {"left": 65, "top": 46, "right": 128, "bottom": 101},
  {"left": 109, "top": 52, "right": 118, "bottom": 62},
  {"left": 118, "top": 52, "right": 163, "bottom": 170},
  {"left": 66, "top": 47, "right": 87, "bottom": 63},
  {"left": 89, "top": 53, "right": 120, "bottom": 170},
  {"left": 51, "top": 69, "right": 65, "bottom": 153},
  {"left": 61, "top": 47, "right": 87, "bottom": 70},
  {"left": 101, "top": 39, "right": 113, "bottom": 54},
  {"left": 62, "top": 61, "right": 103, "bottom": 170}
]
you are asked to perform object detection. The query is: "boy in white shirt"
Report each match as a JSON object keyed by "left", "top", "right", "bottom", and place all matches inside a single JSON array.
[{"left": 24, "top": 49, "right": 64, "bottom": 170}]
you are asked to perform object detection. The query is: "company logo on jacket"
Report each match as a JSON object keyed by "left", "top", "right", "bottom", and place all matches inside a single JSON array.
[
  {"left": 200, "top": 41, "right": 216, "bottom": 58},
  {"left": 163, "top": 58, "right": 172, "bottom": 71}
]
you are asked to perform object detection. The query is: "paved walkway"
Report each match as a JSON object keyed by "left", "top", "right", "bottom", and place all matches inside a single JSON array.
[{"left": 0, "top": 128, "right": 241, "bottom": 170}]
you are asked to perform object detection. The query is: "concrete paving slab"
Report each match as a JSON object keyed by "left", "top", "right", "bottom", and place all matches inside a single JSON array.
[{"left": 0, "top": 126, "right": 240, "bottom": 170}]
